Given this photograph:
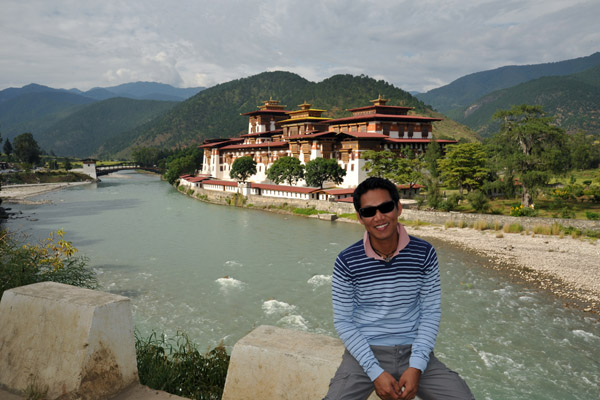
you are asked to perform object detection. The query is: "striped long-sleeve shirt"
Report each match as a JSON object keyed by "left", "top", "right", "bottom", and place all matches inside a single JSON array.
[{"left": 332, "top": 232, "right": 441, "bottom": 381}]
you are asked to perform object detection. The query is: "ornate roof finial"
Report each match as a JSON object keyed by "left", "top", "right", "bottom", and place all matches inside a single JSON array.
[{"left": 370, "top": 94, "right": 388, "bottom": 106}]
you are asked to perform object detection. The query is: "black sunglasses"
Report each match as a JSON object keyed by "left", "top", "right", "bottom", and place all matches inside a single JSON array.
[{"left": 358, "top": 200, "right": 396, "bottom": 218}]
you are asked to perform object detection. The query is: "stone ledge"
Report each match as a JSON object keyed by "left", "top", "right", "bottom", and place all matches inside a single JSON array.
[
  {"left": 0, "top": 282, "right": 138, "bottom": 400},
  {"left": 222, "top": 325, "right": 377, "bottom": 400}
]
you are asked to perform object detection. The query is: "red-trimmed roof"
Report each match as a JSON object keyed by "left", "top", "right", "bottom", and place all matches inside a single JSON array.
[
  {"left": 384, "top": 138, "right": 457, "bottom": 144},
  {"left": 324, "top": 188, "right": 354, "bottom": 195},
  {"left": 202, "top": 179, "right": 238, "bottom": 187},
  {"left": 335, "top": 197, "right": 355, "bottom": 203},
  {"left": 286, "top": 131, "right": 335, "bottom": 140},
  {"left": 348, "top": 105, "right": 413, "bottom": 113},
  {"left": 338, "top": 131, "right": 388, "bottom": 139},
  {"left": 199, "top": 138, "right": 244, "bottom": 148},
  {"left": 220, "top": 141, "right": 288, "bottom": 150},
  {"left": 187, "top": 176, "right": 211, "bottom": 183},
  {"left": 241, "top": 129, "right": 283, "bottom": 138},
  {"left": 241, "top": 109, "right": 289, "bottom": 116},
  {"left": 327, "top": 113, "right": 442, "bottom": 124},
  {"left": 251, "top": 183, "right": 320, "bottom": 193}
]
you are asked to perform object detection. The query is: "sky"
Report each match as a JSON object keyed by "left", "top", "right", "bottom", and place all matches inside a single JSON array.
[{"left": 1, "top": 0, "right": 598, "bottom": 93}]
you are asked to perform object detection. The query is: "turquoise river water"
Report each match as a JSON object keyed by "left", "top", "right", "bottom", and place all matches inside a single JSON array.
[{"left": 4, "top": 171, "right": 599, "bottom": 399}]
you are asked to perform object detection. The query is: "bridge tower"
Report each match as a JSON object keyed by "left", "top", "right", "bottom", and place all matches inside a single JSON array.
[{"left": 81, "top": 159, "right": 98, "bottom": 180}]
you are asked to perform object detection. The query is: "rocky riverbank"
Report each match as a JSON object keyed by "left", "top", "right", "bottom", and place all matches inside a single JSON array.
[
  {"left": 0, "top": 182, "right": 92, "bottom": 204},
  {"left": 403, "top": 224, "right": 599, "bottom": 315}
]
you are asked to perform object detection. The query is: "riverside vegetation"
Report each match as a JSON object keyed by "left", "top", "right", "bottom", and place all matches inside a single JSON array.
[{"left": 0, "top": 229, "right": 230, "bottom": 400}]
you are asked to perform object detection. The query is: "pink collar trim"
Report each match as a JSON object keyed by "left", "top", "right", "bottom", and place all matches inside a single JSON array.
[{"left": 363, "top": 223, "right": 410, "bottom": 261}]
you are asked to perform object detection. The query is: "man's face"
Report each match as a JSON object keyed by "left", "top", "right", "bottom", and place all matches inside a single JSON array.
[{"left": 356, "top": 188, "right": 402, "bottom": 246}]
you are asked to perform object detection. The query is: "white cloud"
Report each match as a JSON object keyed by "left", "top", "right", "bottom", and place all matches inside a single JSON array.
[{"left": 0, "top": 0, "right": 598, "bottom": 92}]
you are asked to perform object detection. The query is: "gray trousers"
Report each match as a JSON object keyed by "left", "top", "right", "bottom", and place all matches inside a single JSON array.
[{"left": 324, "top": 345, "right": 474, "bottom": 400}]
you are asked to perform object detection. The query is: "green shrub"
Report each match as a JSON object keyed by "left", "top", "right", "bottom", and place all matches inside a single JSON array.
[
  {"left": 293, "top": 207, "right": 323, "bottom": 215},
  {"left": 467, "top": 190, "right": 490, "bottom": 213},
  {"left": 0, "top": 230, "right": 97, "bottom": 299},
  {"left": 509, "top": 204, "right": 537, "bottom": 217},
  {"left": 586, "top": 211, "right": 600, "bottom": 220},
  {"left": 438, "top": 194, "right": 460, "bottom": 212},
  {"left": 503, "top": 223, "right": 524, "bottom": 233},
  {"left": 135, "top": 331, "right": 229, "bottom": 400}
]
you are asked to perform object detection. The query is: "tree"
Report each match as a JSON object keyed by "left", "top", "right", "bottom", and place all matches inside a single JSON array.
[
  {"left": 492, "top": 105, "right": 567, "bottom": 206},
  {"left": 229, "top": 156, "right": 257, "bottom": 182},
  {"left": 305, "top": 158, "right": 346, "bottom": 188},
  {"left": 439, "top": 142, "right": 489, "bottom": 195},
  {"left": 362, "top": 150, "right": 395, "bottom": 178},
  {"left": 389, "top": 149, "right": 424, "bottom": 188},
  {"left": 132, "top": 147, "right": 163, "bottom": 167},
  {"left": 267, "top": 156, "right": 304, "bottom": 185},
  {"left": 13, "top": 133, "right": 41, "bottom": 165},
  {"left": 568, "top": 131, "right": 600, "bottom": 170},
  {"left": 164, "top": 155, "right": 197, "bottom": 184},
  {"left": 63, "top": 158, "right": 73, "bottom": 171},
  {"left": 3, "top": 138, "right": 12, "bottom": 157},
  {"left": 363, "top": 149, "right": 425, "bottom": 187}
]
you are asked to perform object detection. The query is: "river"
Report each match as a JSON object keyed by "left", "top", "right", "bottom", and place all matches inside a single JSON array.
[{"left": 4, "top": 171, "right": 599, "bottom": 399}]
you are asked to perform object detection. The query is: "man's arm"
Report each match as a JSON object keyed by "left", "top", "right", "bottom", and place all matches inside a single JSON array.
[
  {"left": 408, "top": 245, "right": 441, "bottom": 372},
  {"left": 332, "top": 254, "right": 384, "bottom": 381}
]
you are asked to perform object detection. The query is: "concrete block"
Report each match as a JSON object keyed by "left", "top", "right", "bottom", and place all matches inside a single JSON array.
[
  {"left": 318, "top": 213, "right": 338, "bottom": 221},
  {"left": 222, "top": 325, "right": 377, "bottom": 400},
  {"left": 0, "top": 282, "right": 138, "bottom": 400}
]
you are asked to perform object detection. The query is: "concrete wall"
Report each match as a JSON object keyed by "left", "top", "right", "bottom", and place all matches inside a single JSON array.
[
  {"left": 222, "top": 325, "right": 378, "bottom": 400},
  {"left": 188, "top": 186, "right": 600, "bottom": 233},
  {"left": 0, "top": 282, "right": 138, "bottom": 400}
]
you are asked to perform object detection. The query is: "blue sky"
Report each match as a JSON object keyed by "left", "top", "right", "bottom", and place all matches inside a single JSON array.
[{"left": 1, "top": 0, "right": 598, "bottom": 93}]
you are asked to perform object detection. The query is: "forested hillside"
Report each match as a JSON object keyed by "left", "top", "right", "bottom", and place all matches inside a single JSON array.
[
  {"left": 451, "top": 65, "right": 600, "bottom": 137},
  {"left": 38, "top": 98, "right": 178, "bottom": 157},
  {"left": 99, "top": 71, "right": 476, "bottom": 158},
  {"left": 416, "top": 52, "right": 600, "bottom": 113},
  {"left": 0, "top": 90, "right": 95, "bottom": 138}
]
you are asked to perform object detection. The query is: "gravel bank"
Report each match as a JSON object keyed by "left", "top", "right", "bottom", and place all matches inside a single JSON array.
[
  {"left": 405, "top": 224, "right": 599, "bottom": 315},
  {"left": 1, "top": 182, "right": 91, "bottom": 204}
]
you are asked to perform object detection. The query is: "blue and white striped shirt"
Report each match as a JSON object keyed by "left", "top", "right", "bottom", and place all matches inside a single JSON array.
[{"left": 332, "top": 232, "right": 441, "bottom": 381}]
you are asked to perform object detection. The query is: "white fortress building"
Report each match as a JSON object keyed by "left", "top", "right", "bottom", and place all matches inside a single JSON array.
[{"left": 200, "top": 96, "right": 455, "bottom": 189}]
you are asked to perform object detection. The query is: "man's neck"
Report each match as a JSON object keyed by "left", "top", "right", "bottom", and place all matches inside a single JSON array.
[{"left": 369, "top": 230, "right": 399, "bottom": 255}]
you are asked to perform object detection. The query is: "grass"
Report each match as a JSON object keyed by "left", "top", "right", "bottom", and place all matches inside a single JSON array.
[
  {"left": 293, "top": 207, "right": 329, "bottom": 216},
  {"left": 503, "top": 223, "right": 524, "bottom": 233},
  {"left": 135, "top": 331, "right": 229, "bottom": 400}
]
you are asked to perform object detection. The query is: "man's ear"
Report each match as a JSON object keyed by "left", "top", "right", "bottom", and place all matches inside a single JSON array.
[
  {"left": 356, "top": 212, "right": 364, "bottom": 225},
  {"left": 397, "top": 200, "right": 403, "bottom": 216}
]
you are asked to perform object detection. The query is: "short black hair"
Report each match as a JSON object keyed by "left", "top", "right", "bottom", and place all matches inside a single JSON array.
[{"left": 352, "top": 177, "right": 400, "bottom": 212}]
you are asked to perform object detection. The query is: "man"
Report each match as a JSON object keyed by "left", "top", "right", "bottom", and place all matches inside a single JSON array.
[{"left": 325, "top": 177, "right": 474, "bottom": 400}]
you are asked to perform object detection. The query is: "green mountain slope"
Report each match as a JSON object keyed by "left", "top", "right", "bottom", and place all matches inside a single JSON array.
[
  {"left": 416, "top": 52, "right": 600, "bottom": 113},
  {"left": 38, "top": 98, "right": 178, "bottom": 157},
  {"left": 0, "top": 91, "right": 95, "bottom": 139},
  {"left": 100, "top": 71, "right": 476, "bottom": 157},
  {"left": 454, "top": 65, "right": 600, "bottom": 137}
]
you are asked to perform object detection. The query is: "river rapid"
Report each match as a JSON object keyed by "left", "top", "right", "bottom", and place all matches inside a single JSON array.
[{"left": 5, "top": 171, "right": 599, "bottom": 399}]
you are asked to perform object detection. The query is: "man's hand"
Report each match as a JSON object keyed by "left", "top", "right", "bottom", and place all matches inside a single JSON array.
[
  {"left": 374, "top": 371, "right": 401, "bottom": 400},
  {"left": 398, "top": 367, "right": 421, "bottom": 400}
]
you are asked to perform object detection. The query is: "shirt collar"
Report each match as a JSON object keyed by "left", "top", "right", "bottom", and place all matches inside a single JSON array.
[{"left": 363, "top": 223, "right": 410, "bottom": 261}]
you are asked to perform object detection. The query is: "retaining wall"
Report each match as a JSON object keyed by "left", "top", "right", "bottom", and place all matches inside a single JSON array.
[{"left": 187, "top": 187, "right": 600, "bottom": 232}]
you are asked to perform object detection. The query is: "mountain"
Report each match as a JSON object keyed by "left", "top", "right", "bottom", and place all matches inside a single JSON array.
[
  {"left": 0, "top": 90, "right": 95, "bottom": 139},
  {"left": 416, "top": 52, "right": 600, "bottom": 113},
  {"left": 78, "top": 82, "right": 205, "bottom": 102},
  {"left": 97, "top": 71, "right": 477, "bottom": 158},
  {"left": 0, "top": 82, "right": 204, "bottom": 141},
  {"left": 452, "top": 65, "right": 600, "bottom": 137},
  {"left": 37, "top": 97, "right": 177, "bottom": 157}
]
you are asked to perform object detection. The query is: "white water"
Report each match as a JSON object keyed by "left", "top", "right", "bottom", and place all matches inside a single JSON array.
[{"left": 5, "top": 171, "right": 599, "bottom": 399}]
